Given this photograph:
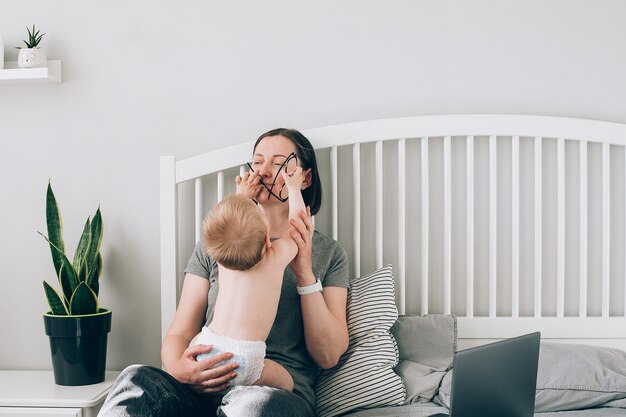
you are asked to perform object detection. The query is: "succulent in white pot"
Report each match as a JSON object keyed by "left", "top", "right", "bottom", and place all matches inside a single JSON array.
[{"left": 16, "top": 25, "right": 47, "bottom": 68}]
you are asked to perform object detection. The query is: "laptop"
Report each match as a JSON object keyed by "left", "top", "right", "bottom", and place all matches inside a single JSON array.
[{"left": 432, "top": 331, "right": 541, "bottom": 417}]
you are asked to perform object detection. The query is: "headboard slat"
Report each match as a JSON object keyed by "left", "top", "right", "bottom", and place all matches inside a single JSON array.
[
  {"left": 443, "top": 136, "right": 452, "bottom": 315},
  {"left": 580, "top": 140, "right": 588, "bottom": 317},
  {"left": 331, "top": 147, "right": 338, "bottom": 241},
  {"left": 534, "top": 136, "right": 543, "bottom": 318},
  {"left": 375, "top": 140, "right": 383, "bottom": 270},
  {"left": 602, "top": 142, "right": 611, "bottom": 318},
  {"left": 194, "top": 178, "right": 203, "bottom": 244},
  {"left": 512, "top": 136, "right": 520, "bottom": 318},
  {"left": 466, "top": 135, "right": 475, "bottom": 318},
  {"left": 217, "top": 172, "right": 225, "bottom": 203},
  {"left": 397, "top": 139, "right": 406, "bottom": 315},
  {"left": 557, "top": 138, "right": 565, "bottom": 318},
  {"left": 353, "top": 143, "right": 361, "bottom": 278},
  {"left": 421, "top": 137, "right": 429, "bottom": 315},
  {"left": 489, "top": 135, "right": 497, "bottom": 318}
]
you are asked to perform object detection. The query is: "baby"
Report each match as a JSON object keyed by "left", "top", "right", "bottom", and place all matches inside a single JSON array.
[{"left": 189, "top": 167, "right": 305, "bottom": 392}]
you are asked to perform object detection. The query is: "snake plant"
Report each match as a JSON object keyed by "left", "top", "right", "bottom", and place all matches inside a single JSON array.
[{"left": 40, "top": 181, "right": 104, "bottom": 316}]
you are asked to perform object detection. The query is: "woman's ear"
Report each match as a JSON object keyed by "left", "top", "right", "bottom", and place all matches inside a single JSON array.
[{"left": 301, "top": 168, "right": 312, "bottom": 190}]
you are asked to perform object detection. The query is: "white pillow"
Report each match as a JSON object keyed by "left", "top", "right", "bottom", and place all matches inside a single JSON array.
[
  {"left": 391, "top": 314, "right": 456, "bottom": 403},
  {"left": 315, "top": 265, "right": 406, "bottom": 417},
  {"left": 535, "top": 343, "right": 626, "bottom": 412}
]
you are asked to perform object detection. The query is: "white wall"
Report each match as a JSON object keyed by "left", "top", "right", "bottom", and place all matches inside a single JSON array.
[{"left": 1, "top": 0, "right": 625, "bottom": 370}]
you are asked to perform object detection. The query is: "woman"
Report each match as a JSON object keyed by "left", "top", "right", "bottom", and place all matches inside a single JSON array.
[{"left": 99, "top": 128, "right": 350, "bottom": 417}]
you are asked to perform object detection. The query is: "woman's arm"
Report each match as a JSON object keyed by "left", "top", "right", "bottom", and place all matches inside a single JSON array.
[
  {"left": 162, "top": 273, "right": 239, "bottom": 393},
  {"left": 289, "top": 208, "right": 349, "bottom": 369},
  {"left": 300, "top": 285, "right": 349, "bottom": 369}
]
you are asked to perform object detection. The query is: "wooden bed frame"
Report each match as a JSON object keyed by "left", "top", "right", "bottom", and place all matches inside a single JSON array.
[{"left": 160, "top": 114, "right": 626, "bottom": 351}]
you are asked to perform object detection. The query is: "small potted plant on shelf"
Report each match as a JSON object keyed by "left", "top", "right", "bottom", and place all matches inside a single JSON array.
[
  {"left": 39, "top": 181, "right": 111, "bottom": 386},
  {"left": 16, "top": 24, "right": 47, "bottom": 68}
]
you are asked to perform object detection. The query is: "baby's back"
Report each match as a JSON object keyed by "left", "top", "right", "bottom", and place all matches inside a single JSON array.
[{"left": 209, "top": 257, "right": 285, "bottom": 342}]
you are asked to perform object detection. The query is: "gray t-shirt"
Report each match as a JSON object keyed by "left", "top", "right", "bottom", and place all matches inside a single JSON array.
[{"left": 184, "top": 230, "right": 349, "bottom": 408}]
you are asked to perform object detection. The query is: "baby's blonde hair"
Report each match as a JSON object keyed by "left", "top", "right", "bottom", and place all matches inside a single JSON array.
[{"left": 202, "top": 194, "right": 267, "bottom": 271}]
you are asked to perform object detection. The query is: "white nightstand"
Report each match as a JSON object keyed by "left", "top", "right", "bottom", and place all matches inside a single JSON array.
[{"left": 0, "top": 371, "right": 120, "bottom": 417}]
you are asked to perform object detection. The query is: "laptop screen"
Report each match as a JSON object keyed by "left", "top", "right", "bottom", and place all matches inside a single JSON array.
[{"left": 433, "top": 332, "right": 540, "bottom": 417}]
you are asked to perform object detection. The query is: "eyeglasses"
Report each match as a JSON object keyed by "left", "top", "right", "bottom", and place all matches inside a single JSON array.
[{"left": 246, "top": 152, "right": 297, "bottom": 202}]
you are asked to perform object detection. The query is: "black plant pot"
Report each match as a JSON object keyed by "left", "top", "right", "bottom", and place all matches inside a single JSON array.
[{"left": 43, "top": 309, "right": 112, "bottom": 386}]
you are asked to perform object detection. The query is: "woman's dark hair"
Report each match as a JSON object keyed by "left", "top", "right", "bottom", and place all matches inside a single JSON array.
[{"left": 254, "top": 128, "right": 322, "bottom": 216}]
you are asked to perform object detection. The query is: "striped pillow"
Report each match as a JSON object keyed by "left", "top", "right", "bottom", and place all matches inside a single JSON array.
[{"left": 315, "top": 265, "right": 406, "bottom": 417}]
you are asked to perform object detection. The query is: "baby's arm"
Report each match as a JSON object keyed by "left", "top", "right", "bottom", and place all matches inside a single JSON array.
[
  {"left": 236, "top": 169, "right": 263, "bottom": 200},
  {"left": 282, "top": 167, "right": 306, "bottom": 224},
  {"left": 268, "top": 167, "right": 305, "bottom": 265}
]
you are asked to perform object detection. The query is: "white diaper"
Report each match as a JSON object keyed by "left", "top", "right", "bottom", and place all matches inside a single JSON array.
[{"left": 193, "top": 327, "right": 266, "bottom": 387}]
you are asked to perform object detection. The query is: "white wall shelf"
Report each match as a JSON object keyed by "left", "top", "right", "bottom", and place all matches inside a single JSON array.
[{"left": 0, "top": 60, "right": 62, "bottom": 85}]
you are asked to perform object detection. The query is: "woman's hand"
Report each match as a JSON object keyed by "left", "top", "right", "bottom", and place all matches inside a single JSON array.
[
  {"left": 167, "top": 344, "right": 239, "bottom": 394},
  {"left": 289, "top": 206, "right": 315, "bottom": 285},
  {"left": 236, "top": 170, "right": 263, "bottom": 200}
]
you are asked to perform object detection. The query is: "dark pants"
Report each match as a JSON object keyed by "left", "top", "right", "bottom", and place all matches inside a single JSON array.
[{"left": 98, "top": 365, "right": 315, "bottom": 417}]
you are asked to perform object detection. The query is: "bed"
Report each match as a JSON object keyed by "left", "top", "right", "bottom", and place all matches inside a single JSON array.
[{"left": 160, "top": 114, "right": 626, "bottom": 416}]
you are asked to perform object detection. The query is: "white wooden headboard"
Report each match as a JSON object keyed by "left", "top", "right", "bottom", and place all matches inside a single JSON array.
[{"left": 161, "top": 114, "right": 626, "bottom": 351}]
